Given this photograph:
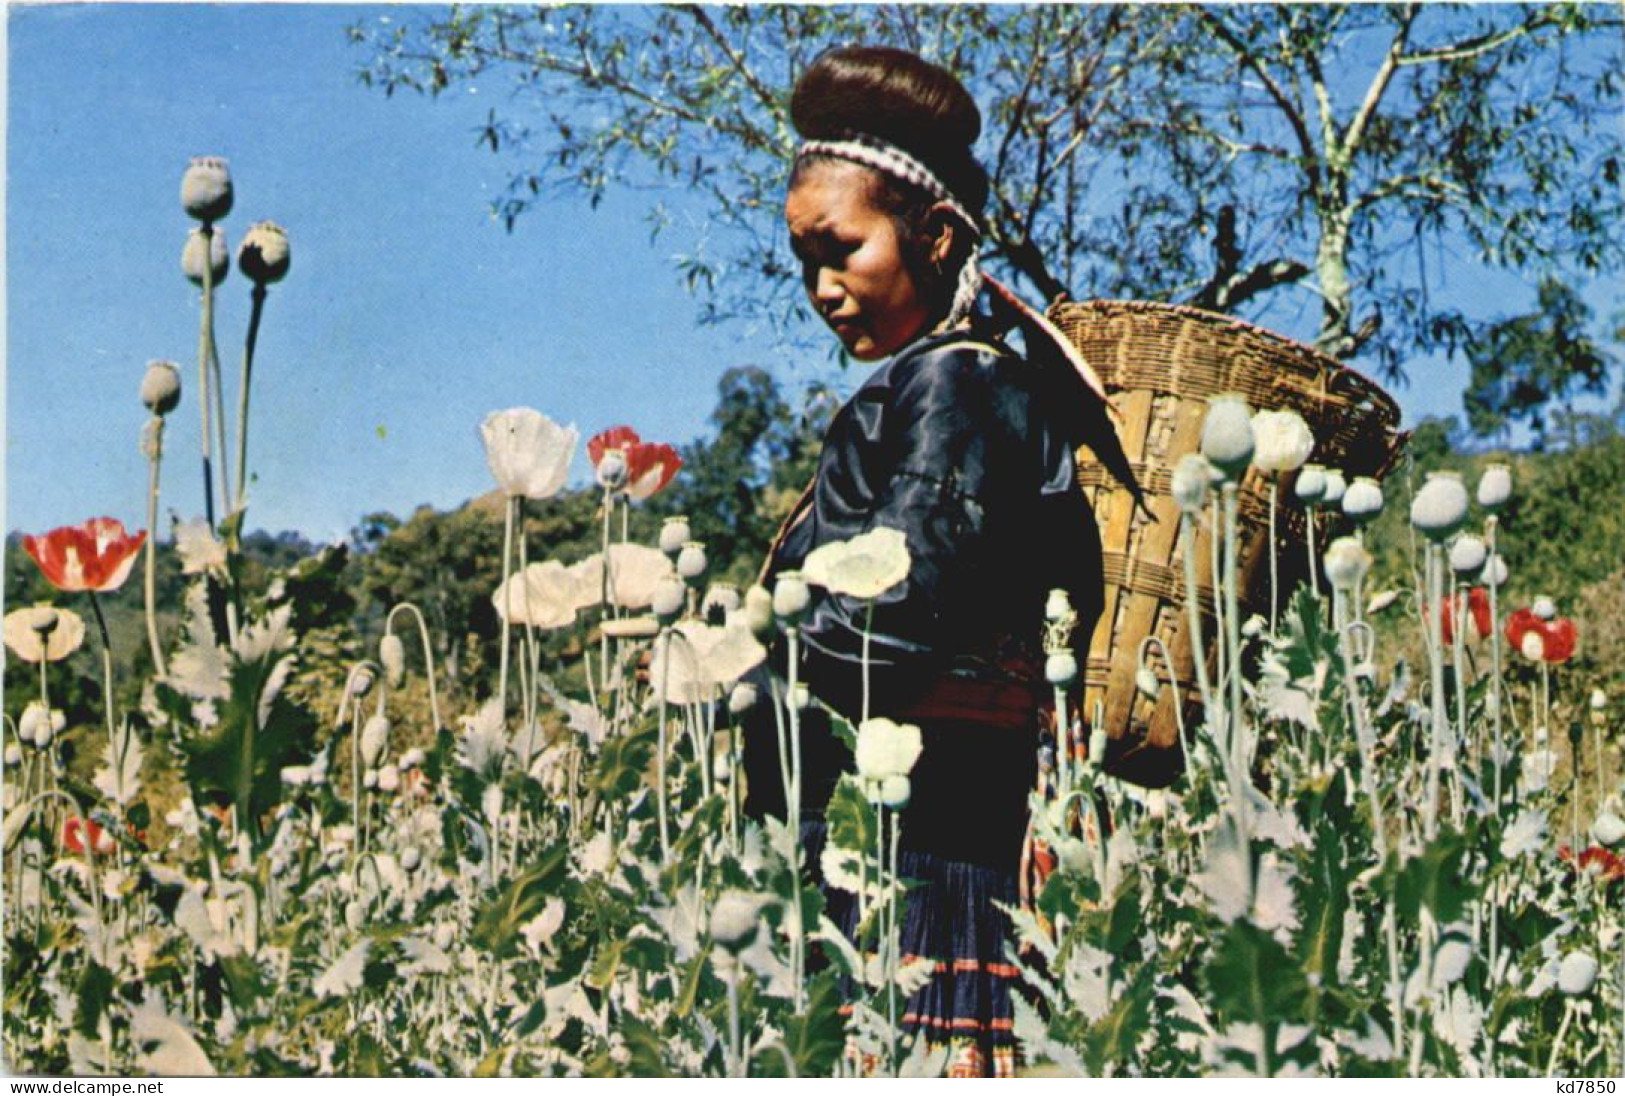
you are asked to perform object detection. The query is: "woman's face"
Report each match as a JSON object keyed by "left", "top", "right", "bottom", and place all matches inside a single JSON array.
[{"left": 785, "top": 160, "right": 932, "bottom": 361}]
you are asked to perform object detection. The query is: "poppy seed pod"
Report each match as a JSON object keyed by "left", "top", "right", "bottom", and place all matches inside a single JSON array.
[
  {"left": 1321, "top": 469, "right": 1347, "bottom": 506},
  {"left": 1250, "top": 409, "right": 1315, "bottom": 473},
  {"left": 1341, "top": 477, "right": 1384, "bottom": 524},
  {"left": 1533, "top": 596, "right": 1556, "bottom": 621},
  {"left": 658, "top": 516, "right": 691, "bottom": 555},
  {"left": 1323, "top": 536, "right": 1373, "bottom": 593},
  {"left": 651, "top": 575, "right": 686, "bottom": 622},
  {"left": 4, "top": 744, "right": 21, "bottom": 767},
  {"left": 181, "top": 157, "right": 233, "bottom": 222},
  {"left": 182, "top": 227, "right": 230, "bottom": 287},
  {"left": 1045, "top": 651, "right": 1078, "bottom": 687},
  {"left": 20, "top": 703, "right": 51, "bottom": 747},
  {"left": 1592, "top": 689, "right": 1609, "bottom": 712},
  {"left": 677, "top": 542, "right": 708, "bottom": 581},
  {"left": 377, "top": 764, "right": 401, "bottom": 793},
  {"left": 1449, "top": 535, "right": 1488, "bottom": 576},
  {"left": 702, "top": 583, "right": 741, "bottom": 621},
  {"left": 380, "top": 634, "right": 407, "bottom": 687},
  {"left": 348, "top": 667, "right": 376, "bottom": 699},
  {"left": 237, "top": 221, "right": 290, "bottom": 284},
  {"left": 595, "top": 448, "right": 629, "bottom": 492},
  {"left": 433, "top": 923, "right": 456, "bottom": 951},
  {"left": 140, "top": 361, "right": 182, "bottom": 416},
  {"left": 790, "top": 683, "right": 811, "bottom": 711},
  {"left": 1409, "top": 471, "right": 1469, "bottom": 541},
  {"left": 1044, "top": 588, "right": 1073, "bottom": 623},
  {"left": 1477, "top": 463, "right": 1512, "bottom": 512},
  {"left": 1088, "top": 728, "right": 1108, "bottom": 765},
  {"left": 400, "top": 846, "right": 423, "bottom": 873},
  {"left": 1171, "top": 454, "right": 1212, "bottom": 514},
  {"left": 709, "top": 891, "right": 764, "bottom": 952},
  {"left": 1481, "top": 555, "right": 1509, "bottom": 588},
  {"left": 1558, "top": 951, "right": 1599, "bottom": 995},
  {"left": 744, "top": 585, "right": 775, "bottom": 641},
  {"left": 1294, "top": 464, "right": 1328, "bottom": 505},
  {"left": 879, "top": 775, "right": 912, "bottom": 810},
  {"left": 360, "top": 715, "right": 391, "bottom": 770},
  {"left": 773, "top": 572, "right": 810, "bottom": 623},
  {"left": 1592, "top": 812, "right": 1625, "bottom": 848},
  {"left": 1199, "top": 394, "right": 1254, "bottom": 478}
]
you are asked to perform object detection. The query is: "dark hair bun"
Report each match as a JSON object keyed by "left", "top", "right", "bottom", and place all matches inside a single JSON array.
[{"left": 791, "top": 46, "right": 988, "bottom": 215}]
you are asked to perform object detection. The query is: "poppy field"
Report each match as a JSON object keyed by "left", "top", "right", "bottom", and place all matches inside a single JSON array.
[{"left": 3, "top": 159, "right": 1623, "bottom": 1079}]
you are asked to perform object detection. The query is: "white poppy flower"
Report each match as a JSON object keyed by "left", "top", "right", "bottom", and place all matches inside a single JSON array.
[
  {"left": 1250, "top": 410, "right": 1315, "bottom": 473},
  {"left": 3, "top": 605, "right": 85, "bottom": 664},
  {"left": 492, "top": 560, "right": 578, "bottom": 629},
  {"left": 569, "top": 544, "right": 674, "bottom": 611},
  {"left": 802, "top": 526, "right": 912, "bottom": 600},
  {"left": 648, "top": 617, "right": 767, "bottom": 705},
  {"left": 480, "top": 408, "right": 578, "bottom": 500},
  {"left": 854, "top": 717, "right": 923, "bottom": 781},
  {"left": 1500, "top": 809, "right": 1547, "bottom": 859}
]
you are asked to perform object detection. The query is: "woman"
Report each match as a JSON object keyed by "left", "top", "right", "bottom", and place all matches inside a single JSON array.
[{"left": 742, "top": 45, "right": 1125, "bottom": 1077}]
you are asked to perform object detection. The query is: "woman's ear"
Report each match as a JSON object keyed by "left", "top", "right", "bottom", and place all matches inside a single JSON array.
[{"left": 925, "top": 202, "right": 959, "bottom": 267}]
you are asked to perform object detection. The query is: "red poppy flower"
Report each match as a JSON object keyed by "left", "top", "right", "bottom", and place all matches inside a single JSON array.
[
  {"left": 1506, "top": 607, "right": 1578, "bottom": 664},
  {"left": 1558, "top": 844, "right": 1625, "bottom": 883},
  {"left": 586, "top": 426, "right": 682, "bottom": 501},
  {"left": 62, "top": 816, "right": 115, "bottom": 857},
  {"left": 23, "top": 518, "right": 146, "bottom": 593},
  {"left": 1434, "top": 587, "right": 1493, "bottom": 646}
]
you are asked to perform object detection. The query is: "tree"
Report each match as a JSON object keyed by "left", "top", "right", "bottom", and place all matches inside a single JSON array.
[
  {"left": 351, "top": 4, "right": 1622, "bottom": 380},
  {"left": 1462, "top": 278, "right": 1617, "bottom": 448}
]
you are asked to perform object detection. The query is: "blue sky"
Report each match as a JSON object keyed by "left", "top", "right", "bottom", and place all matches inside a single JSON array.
[{"left": 5, "top": 4, "right": 1619, "bottom": 545}]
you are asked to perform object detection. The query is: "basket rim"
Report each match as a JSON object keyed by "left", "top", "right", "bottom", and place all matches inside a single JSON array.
[{"left": 1049, "top": 297, "right": 1401, "bottom": 423}]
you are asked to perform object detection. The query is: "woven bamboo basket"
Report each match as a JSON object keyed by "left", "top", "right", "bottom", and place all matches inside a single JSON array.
[{"left": 1048, "top": 299, "right": 1404, "bottom": 788}]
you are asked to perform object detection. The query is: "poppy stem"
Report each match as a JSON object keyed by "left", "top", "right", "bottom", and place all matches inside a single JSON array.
[
  {"left": 142, "top": 418, "right": 168, "bottom": 678},
  {"left": 1267, "top": 477, "right": 1279, "bottom": 635},
  {"left": 87, "top": 591, "right": 116, "bottom": 747},
  {"left": 656, "top": 628, "right": 672, "bottom": 862},
  {"left": 234, "top": 284, "right": 266, "bottom": 515},
  {"left": 1423, "top": 544, "right": 1446, "bottom": 841},
  {"left": 197, "top": 226, "right": 218, "bottom": 532},
  {"left": 1180, "top": 511, "right": 1215, "bottom": 746},
  {"left": 498, "top": 496, "right": 517, "bottom": 716},
  {"left": 1487, "top": 517, "right": 1504, "bottom": 813}
]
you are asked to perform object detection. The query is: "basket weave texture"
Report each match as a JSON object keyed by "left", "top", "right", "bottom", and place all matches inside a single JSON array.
[{"left": 1049, "top": 299, "right": 1403, "bottom": 788}]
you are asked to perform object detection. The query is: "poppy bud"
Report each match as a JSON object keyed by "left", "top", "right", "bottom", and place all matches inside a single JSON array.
[
  {"left": 344, "top": 900, "right": 366, "bottom": 932},
  {"left": 1410, "top": 472, "right": 1469, "bottom": 541},
  {"left": 1341, "top": 477, "right": 1384, "bottom": 524},
  {"left": 1146, "top": 790, "right": 1168, "bottom": 821},
  {"left": 1199, "top": 394, "right": 1254, "bottom": 478},
  {"left": 1321, "top": 470, "right": 1347, "bottom": 506},
  {"left": 182, "top": 227, "right": 230, "bottom": 287},
  {"left": 1532, "top": 596, "right": 1556, "bottom": 621},
  {"left": 1171, "top": 454, "right": 1212, "bottom": 514},
  {"left": 658, "top": 516, "right": 690, "bottom": 555},
  {"left": 400, "top": 747, "right": 426, "bottom": 770},
  {"left": 1480, "top": 555, "right": 1508, "bottom": 588},
  {"left": 1592, "top": 813, "right": 1624, "bottom": 848},
  {"left": 380, "top": 634, "right": 407, "bottom": 688},
  {"left": 181, "top": 157, "right": 233, "bottom": 222},
  {"left": 773, "top": 572, "right": 810, "bottom": 623},
  {"left": 1477, "top": 464, "right": 1512, "bottom": 512},
  {"left": 141, "top": 360, "right": 182, "bottom": 416},
  {"left": 744, "top": 585, "right": 775, "bottom": 640},
  {"left": 713, "top": 755, "right": 732, "bottom": 785},
  {"left": 4, "top": 744, "right": 21, "bottom": 767},
  {"left": 1294, "top": 464, "right": 1328, "bottom": 505},
  {"left": 1044, "top": 588, "right": 1074, "bottom": 623},
  {"left": 348, "top": 667, "right": 376, "bottom": 700},
  {"left": 1088, "top": 728, "right": 1108, "bottom": 765},
  {"left": 728, "top": 682, "right": 759, "bottom": 715},
  {"left": 1449, "top": 535, "right": 1487, "bottom": 576},
  {"left": 363, "top": 768, "right": 379, "bottom": 790},
  {"left": 400, "top": 847, "right": 423, "bottom": 873},
  {"left": 377, "top": 764, "right": 401, "bottom": 793},
  {"left": 1558, "top": 951, "right": 1598, "bottom": 995},
  {"left": 879, "top": 775, "right": 911, "bottom": 810},
  {"left": 595, "top": 449, "right": 629, "bottom": 492},
  {"left": 790, "top": 683, "right": 811, "bottom": 711},
  {"left": 237, "top": 221, "right": 290, "bottom": 285},
  {"left": 709, "top": 890, "right": 764, "bottom": 952},
  {"left": 433, "top": 923, "right": 456, "bottom": 951},
  {"left": 360, "top": 715, "right": 390, "bottom": 770},
  {"left": 1056, "top": 837, "right": 1090, "bottom": 875},
  {"left": 677, "top": 542, "right": 707, "bottom": 580},
  {"left": 1134, "top": 666, "right": 1160, "bottom": 701},
  {"left": 1045, "top": 652, "right": 1078, "bottom": 687}
]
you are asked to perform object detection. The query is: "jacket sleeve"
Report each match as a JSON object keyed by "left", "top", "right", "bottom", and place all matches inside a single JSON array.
[{"left": 794, "top": 342, "right": 1038, "bottom": 712}]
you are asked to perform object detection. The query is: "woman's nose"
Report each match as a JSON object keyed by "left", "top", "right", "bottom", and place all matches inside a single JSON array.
[{"left": 811, "top": 264, "right": 842, "bottom": 305}]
